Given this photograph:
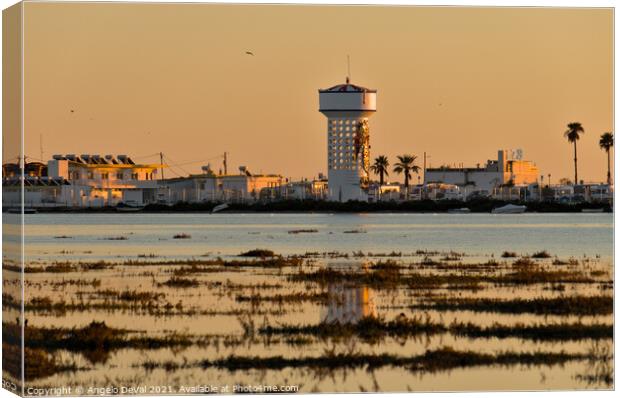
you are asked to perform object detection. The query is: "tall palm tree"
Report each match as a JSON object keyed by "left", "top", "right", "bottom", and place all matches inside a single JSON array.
[
  {"left": 393, "top": 154, "right": 420, "bottom": 195},
  {"left": 564, "top": 122, "right": 585, "bottom": 185},
  {"left": 370, "top": 155, "right": 389, "bottom": 185},
  {"left": 599, "top": 132, "right": 614, "bottom": 185}
]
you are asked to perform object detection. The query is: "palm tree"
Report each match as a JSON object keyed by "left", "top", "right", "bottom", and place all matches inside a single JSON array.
[
  {"left": 564, "top": 122, "right": 585, "bottom": 185},
  {"left": 393, "top": 154, "right": 420, "bottom": 196},
  {"left": 599, "top": 132, "right": 614, "bottom": 185},
  {"left": 370, "top": 155, "right": 389, "bottom": 185}
]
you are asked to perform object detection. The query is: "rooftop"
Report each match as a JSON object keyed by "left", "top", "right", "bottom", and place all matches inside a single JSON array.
[{"left": 319, "top": 79, "right": 376, "bottom": 93}]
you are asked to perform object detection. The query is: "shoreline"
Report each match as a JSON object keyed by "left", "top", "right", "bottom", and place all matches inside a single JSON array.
[{"left": 5, "top": 199, "right": 613, "bottom": 214}]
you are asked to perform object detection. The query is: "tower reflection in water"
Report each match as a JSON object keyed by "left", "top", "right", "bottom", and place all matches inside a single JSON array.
[{"left": 322, "top": 282, "right": 377, "bottom": 323}]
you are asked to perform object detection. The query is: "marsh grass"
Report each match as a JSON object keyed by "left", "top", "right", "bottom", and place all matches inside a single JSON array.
[
  {"left": 288, "top": 229, "right": 319, "bottom": 234},
  {"left": 160, "top": 276, "right": 200, "bottom": 288},
  {"left": 239, "top": 249, "right": 277, "bottom": 257},
  {"left": 531, "top": 250, "right": 552, "bottom": 259},
  {"left": 4, "top": 321, "right": 204, "bottom": 366},
  {"left": 413, "top": 295, "right": 613, "bottom": 315},
  {"left": 235, "top": 291, "right": 329, "bottom": 304},
  {"left": 2, "top": 342, "right": 78, "bottom": 381},
  {"left": 194, "top": 347, "right": 591, "bottom": 372},
  {"left": 259, "top": 316, "right": 612, "bottom": 343}
]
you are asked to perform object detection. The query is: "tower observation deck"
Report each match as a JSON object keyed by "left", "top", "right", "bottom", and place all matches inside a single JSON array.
[{"left": 318, "top": 79, "right": 377, "bottom": 202}]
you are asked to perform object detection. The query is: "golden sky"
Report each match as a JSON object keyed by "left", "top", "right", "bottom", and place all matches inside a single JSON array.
[{"left": 21, "top": 3, "right": 612, "bottom": 183}]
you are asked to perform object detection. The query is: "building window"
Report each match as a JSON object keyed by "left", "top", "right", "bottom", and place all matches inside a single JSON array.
[
  {"left": 87, "top": 171, "right": 94, "bottom": 179},
  {"left": 101, "top": 173, "right": 109, "bottom": 180},
  {"left": 116, "top": 172, "right": 124, "bottom": 180}
]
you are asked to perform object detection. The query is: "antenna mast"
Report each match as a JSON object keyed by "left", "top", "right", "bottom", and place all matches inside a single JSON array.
[
  {"left": 39, "top": 134, "right": 44, "bottom": 161},
  {"left": 346, "top": 55, "right": 351, "bottom": 83},
  {"left": 159, "top": 152, "right": 165, "bottom": 181}
]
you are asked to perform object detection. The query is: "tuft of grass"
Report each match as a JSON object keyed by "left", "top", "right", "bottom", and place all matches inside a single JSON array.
[
  {"left": 160, "top": 276, "right": 200, "bottom": 288},
  {"left": 236, "top": 291, "right": 328, "bottom": 304},
  {"left": 501, "top": 251, "right": 518, "bottom": 258},
  {"left": 173, "top": 233, "right": 192, "bottom": 239},
  {"left": 239, "top": 249, "right": 276, "bottom": 257},
  {"left": 531, "top": 250, "right": 552, "bottom": 258},
  {"left": 288, "top": 229, "right": 318, "bottom": 234},
  {"left": 103, "top": 236, "right": 128, "bottom": 240}
]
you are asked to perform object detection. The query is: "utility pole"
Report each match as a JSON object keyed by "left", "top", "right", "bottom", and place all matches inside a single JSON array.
[
  {"left": 223, "top": 152, "right": 228, "bottom": 175},
  {"left": 159, "top": 152, "right": 165, "bottom": 181}
]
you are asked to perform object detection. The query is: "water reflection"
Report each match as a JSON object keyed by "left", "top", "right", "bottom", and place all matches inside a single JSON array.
[{"left": 322, "top": 283, "right": 376, "bottom": 323}]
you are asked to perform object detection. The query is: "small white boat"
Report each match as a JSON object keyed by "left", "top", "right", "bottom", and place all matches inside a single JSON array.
[
  {"left": 491, "top": 204, "right": 527, "bottom": 214},
  {"left": 581, "top": 208, "right": 604, "bottom": 213},
  {"left": 448, "top": 208, "right": 471, "bottom": 214},
  {"left": 211, "top": 203, "right": 229, "bottom": 214}
]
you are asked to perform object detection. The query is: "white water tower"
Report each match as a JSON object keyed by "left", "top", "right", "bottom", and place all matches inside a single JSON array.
[{"left": 319, "top": 78, "right": 377, "bottom": 202}]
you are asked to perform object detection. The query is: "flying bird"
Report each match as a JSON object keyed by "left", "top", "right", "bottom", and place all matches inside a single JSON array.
[{"left": 245, "top": 51, "right": 254, "bottom": 56}]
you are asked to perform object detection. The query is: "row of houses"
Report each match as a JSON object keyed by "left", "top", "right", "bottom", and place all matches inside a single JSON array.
[
  {"left": 1, "top": 151, "right": 613, "bottom": 208},
  {"left": 2, "top": 154, "right": 329, "bottom": 208},
  {"left": 371, "top": 182, "right": 613, "bottom": 203}
]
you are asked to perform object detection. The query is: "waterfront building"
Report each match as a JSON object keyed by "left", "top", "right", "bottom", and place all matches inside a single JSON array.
[
  {"left": 319, "top": 78, "right": 377, "bottom": 202},
  {"left": 2, "top": 154, "right": 163, "bottom": 207},
  {"left": 425, "top": 149, "right": 540, "bottom": 196},
  {"left": 162, "top": 165, "right": 284, "bottom": 204}
]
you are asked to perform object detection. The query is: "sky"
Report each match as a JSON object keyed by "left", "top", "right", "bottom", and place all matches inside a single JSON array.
[{"left": 19, "top": 3, "right": 613, "bottom": 183}]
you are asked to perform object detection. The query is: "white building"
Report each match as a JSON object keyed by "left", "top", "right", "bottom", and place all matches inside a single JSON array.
[
  {"left": 424, "top": 149, "right": 540, "bottom": 197},
  {"left": 162, "top": 166, "right": 284, "bottom": 204},
  {"left": 3, "top": 154, "right": 163, "bottom": 208},
  {"left": 319, "top": 79, "right": 377, "bottom": 202}
]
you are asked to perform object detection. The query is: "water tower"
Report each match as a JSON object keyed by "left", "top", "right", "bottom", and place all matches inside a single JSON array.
[{"left": 319, "top": 78, "right": 377, "bottom": 202}]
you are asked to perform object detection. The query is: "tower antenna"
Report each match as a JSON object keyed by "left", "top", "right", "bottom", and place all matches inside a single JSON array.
[
  {"left": 346, "top": 55, "right": 351, "bottom": 83},
  {"left": 39, "top": 134, "right": 44, "bottom": 161}
]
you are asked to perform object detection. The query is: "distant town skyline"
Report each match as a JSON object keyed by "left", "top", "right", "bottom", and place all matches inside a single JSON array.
[{"left": 16, "top": 3, "right": 613, "bottom": 183}]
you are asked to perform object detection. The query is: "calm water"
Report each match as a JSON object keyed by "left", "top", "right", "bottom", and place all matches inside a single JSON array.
[
  {"left": 22, "top": 212, "right": 614, "bottom": 261},
  {"left": 4, "top": 212, "right": 614, "bottom": 392}
]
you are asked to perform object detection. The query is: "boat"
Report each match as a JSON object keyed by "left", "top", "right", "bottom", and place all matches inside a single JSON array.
[
  {"left": 491, "top": 204, "right": 527, "bottom": 214},
  {"left": 448, "top": 208, "right": 471, "bottom": 214},
  {"left": 116, "top": 201, "right": 144, "bottom": 212},
  {"left": 582, "top": 208, "right": 605, "bottom": 213},
  {"left": 211, "top": 203, "right": 229, "bottom": 214}
]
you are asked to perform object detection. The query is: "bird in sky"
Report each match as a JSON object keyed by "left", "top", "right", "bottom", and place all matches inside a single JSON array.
[
  {"left": 245, "top": 51, "right": 254, "bottom": 56},
  {"left": 70, "top": 109, "right": 75, "bottom": 113}
]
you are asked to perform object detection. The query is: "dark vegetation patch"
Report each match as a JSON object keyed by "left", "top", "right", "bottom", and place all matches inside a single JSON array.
[
  {"left": 412, "top": 295, "right": 613, "bottom": 315},
  {"left": 288, "top": 229, "right": 319, "bottom": 234},
  {"left": 2, "top": 342, "right": 78, "bottom": 381},
  {"left": 531, "top": 251, "right": 552, "bottom": 259},
  {"left": 3, "top": 321, "right": 202, "bottom": 366},
  {"left": 259, "top": 316, "right": 612, "bottom": 342},
  {"left": 239, "top": 249, "right": 276, "bottom": 257},
  {"left": 159, "top": 277, "right": 200, "bottom": 288},
  {"left": 196, "top": 347, "right": 590, "bottom": 372},
  {"left": 235, "top": 291, "right": 329, "bottom": 304}
]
